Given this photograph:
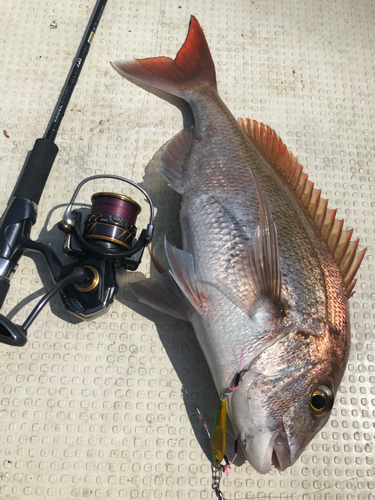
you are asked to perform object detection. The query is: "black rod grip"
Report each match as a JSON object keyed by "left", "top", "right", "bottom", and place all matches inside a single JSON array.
[{"left": 13, "top": 139, "right": 58, "bottom": 205}]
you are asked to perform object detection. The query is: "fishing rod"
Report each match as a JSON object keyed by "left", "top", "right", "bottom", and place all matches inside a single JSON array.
[{"left": 0, "top": 0, "right": 154, "bottom": 346}]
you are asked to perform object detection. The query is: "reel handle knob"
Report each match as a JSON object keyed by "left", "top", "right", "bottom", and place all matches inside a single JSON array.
[{"left": 0, "top": 314, "right": 27, "bottom": 347}]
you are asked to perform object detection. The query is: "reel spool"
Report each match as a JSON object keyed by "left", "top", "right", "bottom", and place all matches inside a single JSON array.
[
  {"left": 61, "top": 174, "right": 154, "bottom": 258},
  {"left": 84, "top": 192, "right": 142, "bottom": 251}
]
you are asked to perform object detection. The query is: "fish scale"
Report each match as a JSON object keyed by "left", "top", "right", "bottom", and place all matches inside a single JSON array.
[{"left": 112, "top": 16, "right": 362, "bottom": 474}]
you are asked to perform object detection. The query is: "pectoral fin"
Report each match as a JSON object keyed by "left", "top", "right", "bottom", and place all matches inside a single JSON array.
[
  {"left": 244, "top": 169, "right": 283, "bottom": 313},
  {"left": 217, "top": 169, "right": 283, "bottom": 319}
]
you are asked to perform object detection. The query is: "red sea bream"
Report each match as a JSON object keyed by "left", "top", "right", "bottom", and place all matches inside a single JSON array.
[{"left": 111, "top": 17, "right": 365, "bottom": 473}]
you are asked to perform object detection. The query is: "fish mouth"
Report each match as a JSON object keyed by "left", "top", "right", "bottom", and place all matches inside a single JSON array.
[
  {"left": 269, "top": 430, "right": 290, "bottom": 472},
  {"left": 241, "top": 429, "right": 290, "bottom": 474},
  {"left": 270, "top": 431, "right": 290, "bottom": 471}
]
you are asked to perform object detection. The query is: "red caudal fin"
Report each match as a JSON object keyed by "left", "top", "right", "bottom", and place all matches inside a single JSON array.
[{"left": 111, "top": 16, "right": 217, "bottom": 98}]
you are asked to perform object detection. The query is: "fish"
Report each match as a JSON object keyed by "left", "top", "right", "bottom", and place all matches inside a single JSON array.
[{"left": 111, "top": 17, "right": 366, "bottom": 474}]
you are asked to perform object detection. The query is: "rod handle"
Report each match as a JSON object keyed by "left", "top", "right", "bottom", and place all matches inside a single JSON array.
[{"left": 13, "top": 139, "right": 58, "bottom": 205}]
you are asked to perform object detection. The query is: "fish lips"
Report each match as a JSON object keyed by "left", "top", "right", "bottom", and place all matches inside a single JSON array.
[
  {"left": 269, "top": 429, "right": 291, "bottom": 472},
  {"left": 227, "top": 374, "right": 291, "bottom": 474},
  {"left": 240, "top": 426, "right": 291, "bottom": 474}
]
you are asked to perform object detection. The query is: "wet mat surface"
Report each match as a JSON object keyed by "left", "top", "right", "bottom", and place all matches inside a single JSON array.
[{"left": 0, "top": 0, "right": 374, "bottom": 498}]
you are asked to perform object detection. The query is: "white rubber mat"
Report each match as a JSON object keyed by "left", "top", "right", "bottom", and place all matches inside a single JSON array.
[{"left": 0, "top": 0, "right": 374, "bottom": 498}]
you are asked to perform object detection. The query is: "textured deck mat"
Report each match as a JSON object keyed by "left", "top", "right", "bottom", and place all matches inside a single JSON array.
[{"left": 0, "top": 0, "right": 374, "bottom": 499}]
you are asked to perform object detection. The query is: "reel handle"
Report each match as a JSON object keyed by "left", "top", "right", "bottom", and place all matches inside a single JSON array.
[{"left": 0, "top": 267, "right": 88, "bottom": 347}]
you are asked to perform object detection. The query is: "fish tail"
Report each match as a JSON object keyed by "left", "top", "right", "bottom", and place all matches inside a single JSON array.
[{"left": 111, "top": 16, "right": 217, "bottom": 98}]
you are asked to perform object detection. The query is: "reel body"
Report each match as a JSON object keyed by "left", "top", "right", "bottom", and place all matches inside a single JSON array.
[{"left": 58, "top": 175, "right": 154, "bottom": 320}]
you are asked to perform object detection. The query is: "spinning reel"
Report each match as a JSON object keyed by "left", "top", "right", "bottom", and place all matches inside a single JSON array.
[
  {"left": 0, "top": 175, "right": 153, "bottom": 346},
  {"left": 58, "top": 174, "right": 153, "bottom": 318}
]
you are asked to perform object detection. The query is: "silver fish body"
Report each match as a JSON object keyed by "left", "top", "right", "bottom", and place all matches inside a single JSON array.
[{"left": 111, "top": 17, "right": 363, "bottom": 473}]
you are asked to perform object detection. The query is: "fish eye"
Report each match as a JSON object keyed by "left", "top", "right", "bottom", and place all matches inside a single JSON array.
[{"left": 310, "top": 385, "right": 334, "bottom": 416}]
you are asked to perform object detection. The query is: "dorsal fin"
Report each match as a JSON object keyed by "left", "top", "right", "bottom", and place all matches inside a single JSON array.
[{"left": 239, "top": 118, "right": 366, "bottom": 298}]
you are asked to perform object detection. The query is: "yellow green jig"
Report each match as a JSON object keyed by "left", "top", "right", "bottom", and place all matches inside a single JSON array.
[{"left": 211, "top": 394, "right": 227, "bottom": 464}]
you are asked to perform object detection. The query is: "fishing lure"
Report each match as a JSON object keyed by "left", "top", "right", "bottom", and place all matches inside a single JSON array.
[{"left": 211, "top": 395, "right": 227, "bottom": 465}]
